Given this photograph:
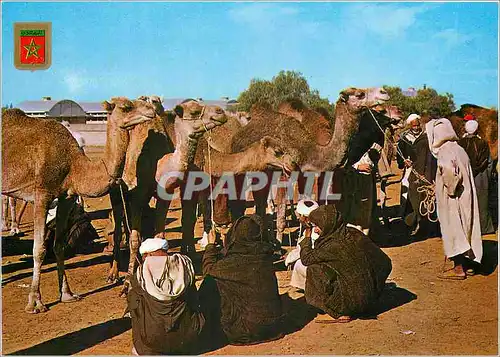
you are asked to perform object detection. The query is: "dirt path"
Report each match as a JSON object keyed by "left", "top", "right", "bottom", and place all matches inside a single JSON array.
[{"left": 1, "top": 167, "right": 497, "bottom": 355}]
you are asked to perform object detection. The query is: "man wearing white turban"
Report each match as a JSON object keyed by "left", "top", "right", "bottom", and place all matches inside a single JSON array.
[
  {"left": 284, "top": 199, "right": 320, "bottom": 291},
  {"left": 127, "top": 238, "right": 205, "bottom": 354},
  {"left": 459, "top": 119, "right": 495, "bottom": 234},
  {"left": 426, "top": 118, "right": 482, "bottom": 280},
  {"left": 397, "top": 113, "right": 437, "bottom": 236}
]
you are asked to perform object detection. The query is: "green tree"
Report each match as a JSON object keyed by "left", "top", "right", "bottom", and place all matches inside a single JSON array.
[
  {"left": 384, "top": 85, "right": 455, "bottom": 119},
  {"left": 237, "top": 70, "right": 335, "bottom": 118}
]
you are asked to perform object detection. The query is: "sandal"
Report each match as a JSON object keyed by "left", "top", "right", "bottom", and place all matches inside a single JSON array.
[
  {"left": 437, "top": 270, "right": 466, "bottom": 280},
  {"left": 315, "top": 315, "right": 352, "bottom": 324}
]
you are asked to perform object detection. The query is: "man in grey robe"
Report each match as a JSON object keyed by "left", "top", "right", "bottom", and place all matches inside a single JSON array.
[{"left": 426, "top": 118, "right": 483, "bottom": 280}]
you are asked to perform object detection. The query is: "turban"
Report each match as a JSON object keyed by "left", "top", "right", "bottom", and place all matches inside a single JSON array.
[
  {"left": 296, "top": 199, "right": 319, "bottom": 217},
  {"left": 465, "top": 120, "right": 479, "bottom": 135},
  {"left": 464, "top": 114, "right": 475, "bottom": 121},
  {"left": 139, "top": 238, "right": 169, "bottom": 255},
  {"left": 406, "top": 113, "right": 421, "bottom": 125}
]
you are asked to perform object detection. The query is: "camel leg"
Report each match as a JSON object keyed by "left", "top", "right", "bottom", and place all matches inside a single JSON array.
[
  {"left": 54, "top": 196, "right": 81, "bottom": 303},
  {"left": 16, "top": 200, "right": 29, "bottom": 227},
  {"left": 122, "top": 188, "right": 147, "bottom": 296},
  {"left": 180, "top": 197, "right": 197, "bottom": 254},
  {"left": 25, "top": 193, "right": 51, "bottom": 313},
  {"left": 275, "top": 186, "right": 287, "bottom": 245},
  {"left": 9, "top": 197, "right": 20, "bottom": 235},
  {"left": 197, "top": 192, "right": 212, "bottom": 248},
  {"left": 108, "top": 186, "right": 124, "bottom": 284},
  {"left": 154, "top": 198, "right": 170, "bottom": 238},
  {"left": 1, "top": 196, "right": 8, "bottom": 230}
]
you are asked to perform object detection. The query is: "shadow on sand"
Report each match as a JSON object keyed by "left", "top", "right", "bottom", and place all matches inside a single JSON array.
[
  {"left": 361, "top": 282, "right": 418, "bottom": 319},
  {"left": 477, "top": 239, "right": 498, "bottom": 276},
  {"left": 9, "top": 318, "right": 131, "bottom": 355}
]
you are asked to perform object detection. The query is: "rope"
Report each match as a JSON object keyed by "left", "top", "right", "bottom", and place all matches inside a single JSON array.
[
  {"left": 367, "top": 109, "right": 438, "bottom": 222},
  {"left": 199, "top": 107, "right": 216, "bottom": 227}
]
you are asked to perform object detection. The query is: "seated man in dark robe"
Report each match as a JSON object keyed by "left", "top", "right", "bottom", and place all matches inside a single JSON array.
[
  {"left": 127, "top": 238, "right": 205, "bottom": 355},
  {"left": 300, "top": 204, "right": 392, "bottom": 323},
  {"left": 199, "top": 214, "right": 284, "bottom": 346},
  {"left": 458, "top": 118, "right": 495, "bottom": 234}
]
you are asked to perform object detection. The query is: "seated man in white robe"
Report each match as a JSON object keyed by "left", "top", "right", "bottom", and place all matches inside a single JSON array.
[{"left": 285, "top": 199, "right": 319, "bottom": 291}]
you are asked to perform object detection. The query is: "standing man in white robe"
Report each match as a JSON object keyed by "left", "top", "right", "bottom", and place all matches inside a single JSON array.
[{"left": 426, "top": 118, "right": 482, "bottom": 280}]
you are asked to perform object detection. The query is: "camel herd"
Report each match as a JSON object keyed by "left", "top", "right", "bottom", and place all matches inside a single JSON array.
[{"left": 2, "top": 87, "right": 401, "bottom": 313}]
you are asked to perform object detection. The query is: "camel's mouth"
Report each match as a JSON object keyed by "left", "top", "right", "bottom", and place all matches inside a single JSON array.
[{"left": 120, "top": 115, "right": 154, "bottom": 129}]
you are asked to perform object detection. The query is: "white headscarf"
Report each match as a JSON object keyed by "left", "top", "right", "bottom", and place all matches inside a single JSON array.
[
  {"left": 296, "top": 199, "right": 319, "bottom": 217},
  {"left": 425, "top": 118, "right": 459, "bottom": 158},
  {"left": 465, "top": 120, "right": 479, "bottom": 135},
  {"left": 139, "top": 238, "right": 169, "bottom": 255},
  {"left": 406, "top": 113, "right": 421, "bottom": 125},
  {"left": 136, "top": 239, "right": 194, "bottom": 301}
]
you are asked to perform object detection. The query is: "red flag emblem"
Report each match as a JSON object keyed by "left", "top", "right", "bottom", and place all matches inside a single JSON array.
[{"left": 14, "top": 22, "right": 52, "bottom": 70}]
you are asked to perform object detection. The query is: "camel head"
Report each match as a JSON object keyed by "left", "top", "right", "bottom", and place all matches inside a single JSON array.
[
  {"left": 102, "top": 97, "right": 157, "bottom": 130},
  {"left": 101, "top": 97, "right": 159, "bottom": 180},
  {"left": 257, "top": 136, "right": 299, "bottom": 176},
  {"left": 338, "top": 87, "right": 390, "bottom": 112},
  {"left": 137, "top": 95, "right": 165, "bottom": 116},
  {"left": 173, "top": 100, "right": 228, "bottom": 140},
  {"left": 119, "top": 96, "right": 174, "bottom": 190}
]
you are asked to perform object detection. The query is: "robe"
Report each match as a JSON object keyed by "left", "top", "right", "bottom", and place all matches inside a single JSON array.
[
  {"left": 459, "top": 134, "right": 495, "bottom": 234},
  {"left": 300, "top": 205, "right": 392, "bottom": 318},
  {"left": 426, "top": 119, "right": 483, "bottom": 262},
  {"left": 397, "top": 130, "right": 438, "bottom": 223},
  {"left": 128, "top": 254, "right": 205, "bottom": 355},
  {"left": 199, "top": 214, "right": 284, "bottom": 346}
]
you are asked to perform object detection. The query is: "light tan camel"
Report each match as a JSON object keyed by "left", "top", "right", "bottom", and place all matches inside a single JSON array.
[
  {"left": 106, "top": 98, "right": 229, "bottom": 293},
  {"left": 1, "top": 98, "right": 158, "bottom": 313},
  {"left": 154, "top": 107, "right": 298, "bottom": 252}
]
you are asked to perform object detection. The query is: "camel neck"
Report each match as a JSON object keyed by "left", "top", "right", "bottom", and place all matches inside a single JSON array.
[
  {"left": 305, "top": 102, "right": 360, "bottom": 172},
  {"left": 68, "top": 124, "right": 129, "bottom": 197},
  {"left": 204, "top": 143, "right": 265, "bottom": 176}
]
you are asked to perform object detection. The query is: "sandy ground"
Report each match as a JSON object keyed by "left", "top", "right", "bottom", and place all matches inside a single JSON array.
[{"left": 1, "top": 158, "right": 498, "bottom": 355}]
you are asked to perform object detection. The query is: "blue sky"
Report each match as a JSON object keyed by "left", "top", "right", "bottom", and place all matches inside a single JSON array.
[{"left": 2, "top": 2, "right": 498, "bottom": 108}]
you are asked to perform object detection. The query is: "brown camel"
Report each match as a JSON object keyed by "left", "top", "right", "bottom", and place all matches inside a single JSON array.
[
  {"left": 1, "top": 98, "right": 158, "bottom": 313},
  {"left": 106, "top": 98, "right": 229, "bottom": 293},
  {"left": 209, "top": 87, "right": 394, "bottom": 242}
]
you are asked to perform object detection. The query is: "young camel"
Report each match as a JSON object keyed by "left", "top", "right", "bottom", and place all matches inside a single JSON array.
[
  {"left": 1, "top": 98, "right": 158, "bottom": 313},
  {"left": 155, "top": 130, "right": 299, "bottom": 251}
]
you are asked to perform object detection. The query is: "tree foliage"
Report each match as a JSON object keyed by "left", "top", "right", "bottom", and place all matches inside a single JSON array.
[
  {"left": 237, "top": 70, "right": 335, "bottom": 118},
  {"left": 384, "top": 85, "right": 456, "bottom": 119}
]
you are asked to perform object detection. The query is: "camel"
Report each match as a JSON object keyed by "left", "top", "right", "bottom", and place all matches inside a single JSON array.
[
  {"left": 106, "top": 98, "right": 229, "bottom": 294},
  {"left": 154, "top": 111, "right": 299, "bottom": 252},
  {"left": 206, "top": 87, "right": 396, "bottom": 242},
  {"left": 1, "top": 98, "right": 158, "bottom": 313}
]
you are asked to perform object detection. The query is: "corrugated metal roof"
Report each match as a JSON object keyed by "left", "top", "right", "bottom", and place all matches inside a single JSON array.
[
  {"left": 79, "top": 102, "right": 106, "bottom": 112},
  {"left": 17, "top": 100, "right": 59, "bottom": 112}
]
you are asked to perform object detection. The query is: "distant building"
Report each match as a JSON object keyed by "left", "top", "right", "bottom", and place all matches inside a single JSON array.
[
  {"left": 402, "top": 87, "right": 418, "bottom": 97},
  {"left": 17, "top": 97, "right": 238, "bottom": 124}
]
